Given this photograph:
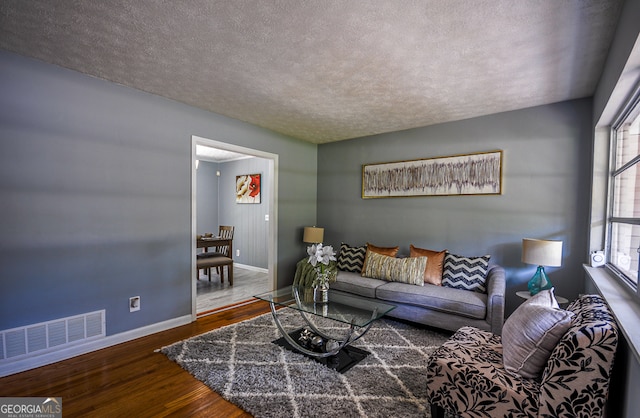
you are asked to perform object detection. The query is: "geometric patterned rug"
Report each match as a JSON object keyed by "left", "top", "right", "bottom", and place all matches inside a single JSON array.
[{"left": 159, "top": 310, "right": 450, "bottom": 418}]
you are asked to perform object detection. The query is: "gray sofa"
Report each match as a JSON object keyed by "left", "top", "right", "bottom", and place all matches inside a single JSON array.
[{"left": 330, "top": 265, "right": 506, "bottom": 335}]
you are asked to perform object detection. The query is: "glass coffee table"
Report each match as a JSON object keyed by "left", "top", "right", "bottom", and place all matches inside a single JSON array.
[{"left": 254, "top": 286, "right": 396, "bottom": 373}]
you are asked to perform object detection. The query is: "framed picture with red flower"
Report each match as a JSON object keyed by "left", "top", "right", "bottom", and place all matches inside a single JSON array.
[{"left": 236, "top": 174, "right": 261, "bottom": 204}]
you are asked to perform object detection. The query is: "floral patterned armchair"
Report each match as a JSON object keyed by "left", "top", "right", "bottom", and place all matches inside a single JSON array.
[{"left": 426, "top": 295, "right": 618, "bottom": 417}]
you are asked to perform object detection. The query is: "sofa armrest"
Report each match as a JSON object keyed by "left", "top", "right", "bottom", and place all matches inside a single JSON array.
[{"left": 485, "top": 265, "right": 506, "bottom": 335}]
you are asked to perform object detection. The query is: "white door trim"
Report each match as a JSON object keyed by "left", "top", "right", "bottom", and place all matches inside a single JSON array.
[{"left": 191, "top": 135, "right": 278, "bottom": 320}]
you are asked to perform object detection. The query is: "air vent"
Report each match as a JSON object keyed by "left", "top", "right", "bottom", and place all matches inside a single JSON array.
[{"left": 0, "top": 310, "right": 105, "bottom": 361}]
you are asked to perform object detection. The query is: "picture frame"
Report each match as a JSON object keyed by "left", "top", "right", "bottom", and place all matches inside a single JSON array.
[
  {"left": 236, "top": 174, "right": 261, "bottom": 204},
  {"left": 362, "top": 150, "right": 502, "bottom": 198}
]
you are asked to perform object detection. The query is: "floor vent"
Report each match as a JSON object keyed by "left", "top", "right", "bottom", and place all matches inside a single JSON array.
[{"left": 0, "top": 310, "right": 105, "bottom": 362}]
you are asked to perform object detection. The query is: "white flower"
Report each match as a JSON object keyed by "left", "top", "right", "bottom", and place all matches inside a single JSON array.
[
  {"left": 307, "top": 243, "right": 336, "bottom": 267},
  {"left": 307, "top": 243, "right": 336, "bottom": 287}
]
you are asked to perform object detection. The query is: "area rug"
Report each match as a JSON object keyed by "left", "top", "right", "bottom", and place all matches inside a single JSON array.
[{"left": 159, "top": 310, "right": 450, "bottom": 418}]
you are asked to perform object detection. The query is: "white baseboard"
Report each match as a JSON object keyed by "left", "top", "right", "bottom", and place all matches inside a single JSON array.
[
  {"left": 0, "top": 314, "right": 192, "bottom": 378},
  {"left": 235, "top": 263, "right": 268, "bottom": 273}
]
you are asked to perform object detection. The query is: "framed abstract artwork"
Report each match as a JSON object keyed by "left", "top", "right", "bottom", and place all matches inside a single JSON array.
[
  {"left": 236, "top": 174, "right": 261, "bottom": 203},
  {"left": 362, "top": 150, "right": 502, "bottom": 198}
]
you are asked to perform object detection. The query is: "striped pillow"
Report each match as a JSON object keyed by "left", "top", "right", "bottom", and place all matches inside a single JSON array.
[
  {"left": 336, "top": 243, "right": 366, "bottom": 273},
  {"left": 442, "top": 253, "right": 491, "bottom": 293},
  {"left": 363, "top": 251, "right": 427, "bottom": 286}
]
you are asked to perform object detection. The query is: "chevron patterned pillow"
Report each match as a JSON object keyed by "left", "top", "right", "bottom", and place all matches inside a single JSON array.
[
  {"left": 442, "top": 253, "right": 491, "bottom": 293},
  {"left": 336, "top": 243, "right": 367, "bottom": 273}
]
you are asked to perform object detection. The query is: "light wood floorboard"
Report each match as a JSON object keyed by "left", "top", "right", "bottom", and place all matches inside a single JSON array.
[
  {"left": 0, "top": 302, "right": 272, "bottom": 417},
  {"left": 197, "top": 266, "right": 270, "bottom": 314}
]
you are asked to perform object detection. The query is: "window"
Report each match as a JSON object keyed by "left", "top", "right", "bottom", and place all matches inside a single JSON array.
[{"left": 608, "top": 91, "right": 640, "bottom": 289}]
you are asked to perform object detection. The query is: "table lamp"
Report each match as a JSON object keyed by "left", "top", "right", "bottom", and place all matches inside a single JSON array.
[
  {"left": 522, "top": 238, "right": 563, "bottom": 295},
  {"left": 303, "top": 226, "right": 324, "bottom": 244}
]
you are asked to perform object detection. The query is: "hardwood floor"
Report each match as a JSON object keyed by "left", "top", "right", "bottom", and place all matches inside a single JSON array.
[{"left": 0, "top": 302, "right": 273, "bottom": 417}]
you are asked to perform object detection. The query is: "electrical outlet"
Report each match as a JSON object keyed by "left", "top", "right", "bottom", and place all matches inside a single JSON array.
[
  {"left": 265, "top": 214, "right": 269, "bottom": 221},
  {"left": 236, "top": 249, "right": 240, "bottom": 257},
  {"left": 129, "top": 296, "right": 140, "bottom": 312}
]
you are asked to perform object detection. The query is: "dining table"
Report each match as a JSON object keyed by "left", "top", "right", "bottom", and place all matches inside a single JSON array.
[{"left": 197, "top": 236, "right": 233, "bottom": 257}]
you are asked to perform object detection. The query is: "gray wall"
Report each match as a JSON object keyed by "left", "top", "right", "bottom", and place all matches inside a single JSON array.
[
  {"left": 318, "top": 99, "right": 593, "bottom": 316},
  {"left": 196, "top": 160, "right": 220, "bottom": 234},
  {"left": 0, "top": 50, "right": 317, "bottom": 334},
  {"left": 218, "top": 158, "right": 270, "bottom": 269}
]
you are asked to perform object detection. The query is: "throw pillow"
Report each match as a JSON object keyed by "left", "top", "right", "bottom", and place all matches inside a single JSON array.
[
  {"left": 525, "top": 287, "right": 561, "bottom": 309},
  {"left": 502, "top": 289, "right": 574, "bottom": 379},
  {"left": 442, "top": 253, "right": 491, "bottom": 293},
  {"left": 363, "top": 251, "right": 427, "bottom": 286},
  {"left": 336, "top": 243, "right": 366, "bottom": 273},
  {"left": 409, "top": 245, "right": 447, "bottom": 286},
  {"left": 366, "top": 242, "right": 399, "bottom": 257},
  {"left": 361, "top": 242, "right": 400, "bottom": 273}
]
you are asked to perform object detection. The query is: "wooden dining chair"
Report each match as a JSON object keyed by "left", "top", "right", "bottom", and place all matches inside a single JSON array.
[
  {"left": 197, "top": 225, "right": 234, "bottom": 279},
  {"left": 213, "top": 225, "right": 234, "bottom": 258},
  {"left": 196, "top": 255, "right": 234, "bottom": 285}
]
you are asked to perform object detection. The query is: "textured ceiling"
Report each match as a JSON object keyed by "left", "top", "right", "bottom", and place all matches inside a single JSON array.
[
  {"left": 195, "top": 144, "right": 253, "bottom": 163},
  {"left": 0, "top": 1, "right": 624, "bottom": 143}
]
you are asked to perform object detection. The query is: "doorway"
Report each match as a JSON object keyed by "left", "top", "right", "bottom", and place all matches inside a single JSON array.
[{"left": 191, "top": 135, "right": 278, "bottom": 319}]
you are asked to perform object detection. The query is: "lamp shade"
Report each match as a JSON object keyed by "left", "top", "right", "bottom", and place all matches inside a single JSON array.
[
  {"left": 303, "top": 226, "right": 324, "bottom": 243},
  {"left": 522, "top": 238, "right": 563, "bottom": 267}
]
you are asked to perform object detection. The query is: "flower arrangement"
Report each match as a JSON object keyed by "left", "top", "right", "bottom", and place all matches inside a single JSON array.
[{"left": 307, "top": 243, "right": 336, "bottom": 287}]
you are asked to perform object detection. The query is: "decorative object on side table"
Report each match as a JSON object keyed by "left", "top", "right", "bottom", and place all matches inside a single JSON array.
[
  {"left": 307, "top": 242, "right": 336, "bottom": 304},
  {"left": 522, "top": 238, "right": 563, "bottom": 295}
]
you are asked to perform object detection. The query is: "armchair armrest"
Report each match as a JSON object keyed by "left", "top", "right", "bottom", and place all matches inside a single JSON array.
[{"left": 485, "top": 265, "right": 506, "bottom": 335}]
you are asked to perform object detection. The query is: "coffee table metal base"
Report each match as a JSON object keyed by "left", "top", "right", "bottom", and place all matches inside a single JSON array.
[
  {"left": 267, "top": 289, "right": 377, "bottom": 360},
  {"left": 273, "top": 327, "right": 370, "bottom": 374}
]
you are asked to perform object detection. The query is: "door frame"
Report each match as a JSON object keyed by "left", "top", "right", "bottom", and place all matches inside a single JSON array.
[{"left": 191, "top": 135, "right": 278, "bottom": 319}]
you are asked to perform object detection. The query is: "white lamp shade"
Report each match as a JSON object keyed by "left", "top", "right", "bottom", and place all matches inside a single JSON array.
[
  {"left": 303, "top": 226, "right": 324, "bottom": 243},
  {"left": 522, "top": 238, "right": 563, "bottom": 267}
]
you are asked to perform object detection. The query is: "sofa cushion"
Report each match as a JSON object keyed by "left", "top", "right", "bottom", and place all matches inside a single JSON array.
[
  {"left": 375, "top": 281, "right": 487, "bottom": 319},
  {"left": 332, "top": 271, "right": 387, "bottom": 298},
  {"left": 442, "top": 253, "right": 491, "bottom": 293},
  {"left": 362, "top": 251, "right": 427, "bottom": 286},
  {"left": 336, "top": 242, "right": 366, "bottom": 273},
  {"left": 409, "top": 245, "right": 446, "bottom": 286},
  {"left": 526, "top": 287, "right": 561, "bottom": 308},
  {"left": 502, "top": 289, "right": 574, "bottom": 379},
  {"left": 361, "top": 242, "right": 399, "bottom": 273}
]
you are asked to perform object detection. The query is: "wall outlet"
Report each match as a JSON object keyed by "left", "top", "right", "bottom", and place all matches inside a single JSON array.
[
  {"left": 129, "top": 296, "right": 140, "bottom": 312},
  {"left": 265, "top": 214, "right": 269, "bottom": 221},
  {"left": 236, "top": 249, "right": 240, "bottom": 257}
]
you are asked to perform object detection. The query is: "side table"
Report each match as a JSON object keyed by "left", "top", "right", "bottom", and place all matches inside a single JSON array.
[{"left": 515, "top": 290, "right": 568, "bottom": 305}]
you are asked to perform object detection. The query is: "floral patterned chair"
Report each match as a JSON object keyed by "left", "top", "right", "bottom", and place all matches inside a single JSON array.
[{"left": 426, "top": 295, "right": 618, "bottom": 417}]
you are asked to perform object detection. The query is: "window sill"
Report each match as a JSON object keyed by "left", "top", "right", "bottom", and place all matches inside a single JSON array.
[{"left": 584, "top": 264, "right": 640, "bottom": 364}]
